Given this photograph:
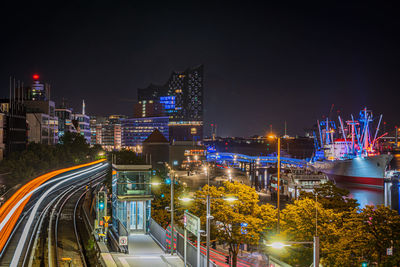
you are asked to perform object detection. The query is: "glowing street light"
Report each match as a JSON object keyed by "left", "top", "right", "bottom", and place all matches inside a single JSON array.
[
  {"left": 267, "top": 242, "right": 291, "bottom": 249},
  {"left": 179, "top": 197, "right": 193, "bottom": 202},
  {"left": 179, "top": 192, "right": 237, "bottom": 266},
  {"left": 265, "top": 237, "right": 320, "bottom": 266},
  {"left": 223, "top": 196, "right": 238, "bottom": 202}
]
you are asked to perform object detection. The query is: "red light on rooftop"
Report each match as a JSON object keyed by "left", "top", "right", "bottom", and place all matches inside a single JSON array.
[{"left": 33, "top": 74, "right": 39, "bottom": 80}]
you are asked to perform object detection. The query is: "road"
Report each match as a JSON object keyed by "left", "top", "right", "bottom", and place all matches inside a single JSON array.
[{"left": 0, "top": 159, "right": 108, "bottom": 267}]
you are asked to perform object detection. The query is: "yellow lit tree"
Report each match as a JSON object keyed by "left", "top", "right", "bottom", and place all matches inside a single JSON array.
[{"left": 190, "top": 181, "right": 276, "bottom": 267}]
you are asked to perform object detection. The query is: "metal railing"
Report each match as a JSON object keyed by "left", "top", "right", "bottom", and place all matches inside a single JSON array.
[{"left": 148, "top": 218, "right": 215, "bottom": 267}]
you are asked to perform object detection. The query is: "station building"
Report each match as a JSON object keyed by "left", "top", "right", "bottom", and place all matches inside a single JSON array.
[{"left": 112, "top": 164, "right": 153, "bottom": 235}]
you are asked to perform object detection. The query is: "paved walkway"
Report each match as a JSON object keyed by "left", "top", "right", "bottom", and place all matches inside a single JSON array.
[{"left": 112, "top": 234, "right": 184, "bottom": 267}]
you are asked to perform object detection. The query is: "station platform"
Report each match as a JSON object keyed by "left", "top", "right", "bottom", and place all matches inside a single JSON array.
[{"left": 110, "top": 234, "right": 184, "bottom": 267}]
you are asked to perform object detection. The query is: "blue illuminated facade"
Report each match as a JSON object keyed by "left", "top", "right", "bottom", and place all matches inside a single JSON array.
[
  {"left": 121, "top": 117, "right": 169, "bottom": 147},
  {"left": 159, "top": 96, "right": 175, "bottom": 114},
  {"left": 137, "top": 65, "right": 204, "bottom": 141}
]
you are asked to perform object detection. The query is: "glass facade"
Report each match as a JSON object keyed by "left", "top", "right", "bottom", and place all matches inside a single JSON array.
[
  {"left": 112, "top": 166, "right": 153, "bottom": 234},
  {"left": 121, "top": 117, "right": 169, "bottom": 147},
  {"left": 137, "top": 65, "right": 203, "bottom": 141}
]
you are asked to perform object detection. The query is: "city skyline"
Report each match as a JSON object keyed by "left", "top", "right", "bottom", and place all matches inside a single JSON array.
[{"left": 1, "top": 1, "right": 399, "bottom": 137}]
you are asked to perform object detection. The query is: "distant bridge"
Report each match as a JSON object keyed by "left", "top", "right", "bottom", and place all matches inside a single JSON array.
[{"left": 206, "top": 152, "right": 308, "bottom": 167}]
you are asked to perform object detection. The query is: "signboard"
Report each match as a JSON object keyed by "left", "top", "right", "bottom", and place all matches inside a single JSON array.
[
  {"left": 184, "top": 211, "right": 200, "bottom": 236},
  {"left": 119, "top": 236, "right": 128, "bottom": 246},
  {"left": 104, "top": 216, "right": 110, "bottom": 222},
  {"left": 240, "top": 222, "right": 248, "bottom": 234},
  {"left": 183, "top": 211, "right": 201, "bottom": 267},
  {"left": 387, "top": 247, "right": 393, "bottom": 256}
]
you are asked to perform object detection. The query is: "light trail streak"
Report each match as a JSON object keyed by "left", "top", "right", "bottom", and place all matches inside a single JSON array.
[
  {"left": 10, "top": 162, "right": 106, "bottom": 266},
  {"left": 0, "top": 159, "right": 106, "bottom": 254}
]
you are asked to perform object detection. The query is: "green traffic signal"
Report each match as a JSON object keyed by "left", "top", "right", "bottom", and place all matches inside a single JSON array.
[{"left": 362, "top": 261, "right": 368, "bottom": 267}]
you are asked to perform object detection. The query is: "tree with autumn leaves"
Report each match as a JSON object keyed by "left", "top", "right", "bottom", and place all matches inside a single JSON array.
[
  {"left": 151, "top": 179, "right": 400, "bottom": 266},
  {"left": 190, "top": 181, "right": 277, "bottom": 267},
  {"left": 270, "top": 184, "right": 400, "bottom": 267}
]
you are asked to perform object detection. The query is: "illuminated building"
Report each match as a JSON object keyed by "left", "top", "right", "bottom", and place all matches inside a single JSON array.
[
  {"left": 121, "top": 116, "right": 169, "bottom": 149},
  {"left": 72, "top": 100, "right": 91, "bottom": 144},
  {"left": 93, "top": 115, "right": 125, "bottom": 150},
  {"left": 26, "top": 113, "right": 58, "bottom": 145},
  {"left": 133, "top": 98, "right": 165, "bottom": 118},
  {"left": 137, "top": 65, "right": 204, "bottom": 142},
  {"left": 169, "top": 141, "right": 206, "bottom": 168},
  {"left": 27, "top": 74, "right": 48, "bottom": 101},
  {"left": 24, "top": 75, "right": 58, "bottom": 145},
  {"left": 55, "top": 108, "right": 77, "bottom": 140}
]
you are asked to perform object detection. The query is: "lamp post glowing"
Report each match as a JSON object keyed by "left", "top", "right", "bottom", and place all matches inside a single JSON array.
[
  {"left": 205, "top": 165, "right": 211, "bottom": 266},
  {"left": 277, "top": 137, "right": 281, "bottom": 232},
  {"left": 268, "top": 134, "right": 281, "bottom": 232},
  {"left": 266, "top": 238, "right": 319, "bottom": 267},
  {"left": 179, "top": 192, "right": 238, "bottom": 267}
]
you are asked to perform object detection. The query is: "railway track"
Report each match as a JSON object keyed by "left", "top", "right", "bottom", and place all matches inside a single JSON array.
[{"left": 0, "top": 162, "right": 108, "bottom": 267}]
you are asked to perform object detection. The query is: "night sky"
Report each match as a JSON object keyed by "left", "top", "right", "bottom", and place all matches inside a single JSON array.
[{"left": 1, "top": 1, "right": 399, "bottom": 137}]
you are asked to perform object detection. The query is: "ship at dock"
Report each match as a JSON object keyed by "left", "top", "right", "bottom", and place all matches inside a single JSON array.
[{"left": 312, "top": 108, "right": 393, "bottom": 189}]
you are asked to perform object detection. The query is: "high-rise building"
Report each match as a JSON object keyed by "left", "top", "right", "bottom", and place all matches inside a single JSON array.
[
  {"left": 55, "top": 107, "right": 77, "bottom": 140},
  {"left": 24, "top": 75, "right": 58, "bottom": 145},
  {"left": 0, "top": 99, "right": 27, "bottom": 158},
  {"left": 93, "top": 115, "right": 125, "bottom": 150},
  {"left": 72, "top": 100, "right": 91, "bottom": 144},
  {"left": 27, "top": 74, "right": 49, "bottom": 101},
  {"left": 137, "top": 65, "right": 204, "bottom": 142}
]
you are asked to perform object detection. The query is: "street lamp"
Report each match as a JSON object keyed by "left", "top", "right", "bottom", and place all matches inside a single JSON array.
[
  {"left": 227, "top": 169, "right": 232, "bottom": 182},
  {"left": 180, "top": 192, "right": 238, "bottom": 267},
  {"left": 266, "top": 237, "right": 320, "bottom": 267},
  {"left": 268, "top": 134, "right": 281, "bottom": 232},
  {"left": 163, "top": 164, "right": 176, "bottom": 256}
]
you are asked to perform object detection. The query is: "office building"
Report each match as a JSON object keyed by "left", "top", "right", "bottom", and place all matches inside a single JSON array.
[
  {"left": 93, "top": 115, "right": 125, "bottom": 150},
  {"left": 137, "top": 65, "right": 204, "bottom": 142},
  {"left": 72, "top": 100, "right": 91, "bottom": 144},
  {"left": 26, "top": 113, "right": 58, "bottom": 145},
  {"left": 121, "top": 116, "right": 169, "bottom": 149},
  {"left": 0, "top": 99, "right": 27, "bottom": 158},
  {"left": 55, "top": 107, "right": 77, "bottom": 140},
  {"left": 24, "top": 75, "right": 58, "bottom": 145},
  {"left": 133, "top": 98, "right": 165, "bottom": 118}
]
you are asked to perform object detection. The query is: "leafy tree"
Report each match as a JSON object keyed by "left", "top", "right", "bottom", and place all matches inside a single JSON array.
[
  {"left": 272, "top": 198, "right": 342, "bottom": 267},
  {"left": 190, "top": 181, "right": 276, "bottom": 267},
  {"left": 358, "top": 205, "right": 400, "bottom": 265},
  {"left": 151, "top": 176, "right": 186, "bottom": 228},
  {"left": 0, "top": 136, "right": 104, "bottom": 187},
  {"left": 299, "top": 181, "right": 359, "bottom": 213}
]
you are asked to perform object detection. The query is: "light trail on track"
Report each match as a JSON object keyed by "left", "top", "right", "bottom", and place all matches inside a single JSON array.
[{"left": 0, "top": 159, "right": 106, "bottom": 254}]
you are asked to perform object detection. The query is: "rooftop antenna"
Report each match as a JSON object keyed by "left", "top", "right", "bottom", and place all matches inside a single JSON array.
[
  {"left": 82, "top": 99, "right": 86, "bottom": 115},
  {"left": 284, "top": 121, "right": 287, "bottom": 136}
]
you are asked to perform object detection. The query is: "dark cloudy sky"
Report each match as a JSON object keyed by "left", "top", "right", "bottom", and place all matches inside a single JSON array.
[{"left": 1, "top": 1, "right": 399, "bottom": 137}]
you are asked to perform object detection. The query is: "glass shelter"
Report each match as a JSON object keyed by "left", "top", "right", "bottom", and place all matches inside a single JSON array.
[{"left": 112, "top": 164, "right": 153, "bottom": 235}]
